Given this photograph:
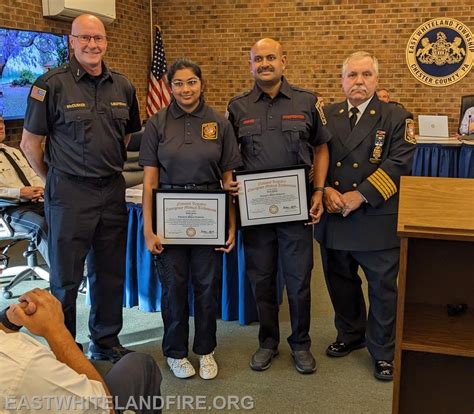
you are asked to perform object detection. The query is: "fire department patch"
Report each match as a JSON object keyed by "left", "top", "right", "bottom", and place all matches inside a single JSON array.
[{"left": 202, "top": 122, "right": 218, "bottom": 140}]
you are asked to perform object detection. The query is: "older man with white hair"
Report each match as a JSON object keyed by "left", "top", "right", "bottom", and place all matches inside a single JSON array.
[{"left": 315, "top": 51, "right": 416, "bottom": 381}]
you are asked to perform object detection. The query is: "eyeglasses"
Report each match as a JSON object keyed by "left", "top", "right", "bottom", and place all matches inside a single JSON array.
[
  {"left": 171, "top": 79, "right": 200, "bottom": 88},
  {"left": 71, "top": 34, "right": 107, "bottom": 44}
]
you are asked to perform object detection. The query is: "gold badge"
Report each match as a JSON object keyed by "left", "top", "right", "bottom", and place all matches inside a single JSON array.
[
  {"left": 315, "top": 100, "right": 327, "bottom": 125},
  {"left": 370, "top": 109, "right": 376, "bottom": 115},
  {"left": 370, "top": 130, "right": 386, "bottom": 163},
  {"left": 30, "top": 85, "right": 47, "bottom": 102},
  {"left": 202, "top": 122, "right": 218, "bottom": 140},
  {"left": 405, "top": 119, "right": 417, "bottom": 144},
  {"left": 339, "top": 108, "right": 345, "bottom": 114}
]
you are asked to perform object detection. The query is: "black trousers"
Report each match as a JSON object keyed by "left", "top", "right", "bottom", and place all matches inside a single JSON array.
[
  {"left": 104, "top": 352, "right": 162, "bottom": 414},
  {"left": 154, "top": 245, "right": 221, "bottom": 359},
  {"left": 3, "top": 203, "right": 49, "bottom": 267},
  {"left": 320, "top": 246, "right": 400, "bottom": 361},
  {"left": 242, "top": 221, "right": 313, "bottom": 351},
  {"left": 45, "top": 169, "right": 127, "bottom": 346}
]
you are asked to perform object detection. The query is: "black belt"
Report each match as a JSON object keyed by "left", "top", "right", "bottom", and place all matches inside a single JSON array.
[
  {"left": 51, "top": 168, "right": 121, "bottom": 184},
  {"left": 159, "top": 182, "right": 221, "bottom": 190}
]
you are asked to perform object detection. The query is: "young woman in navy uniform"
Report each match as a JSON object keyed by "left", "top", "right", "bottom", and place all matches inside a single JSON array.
[{"left": 140, "top": 59, "right": 242, "bottom": 379}]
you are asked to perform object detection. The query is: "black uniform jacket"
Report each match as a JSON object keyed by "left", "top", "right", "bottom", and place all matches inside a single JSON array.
[{"left": 314, "top": 95, "right": 416, "bottom": 251}]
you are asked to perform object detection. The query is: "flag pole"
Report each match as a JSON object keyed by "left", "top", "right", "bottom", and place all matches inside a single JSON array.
[{"left": 149, "top": 0, "right": 153, "bottom": 57}]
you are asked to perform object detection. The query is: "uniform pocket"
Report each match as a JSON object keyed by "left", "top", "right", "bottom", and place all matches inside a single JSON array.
[
  {"left": 282, "top": 120, "right": 308, "bottom": 153},
  {"left": 112, "top": 107, "right": 130, "bottom": 137},
  {"left": 238, "top": 119, "right": 262, "bottom": 156},
  {"left": 64, "top": 110, "right": 93, "bottom": 144}
]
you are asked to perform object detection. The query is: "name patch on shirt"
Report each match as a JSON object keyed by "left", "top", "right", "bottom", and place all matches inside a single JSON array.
[
  {"left": 65, "top": 103, "right": 87, "bottom": 110},
  {"left": 30, "top": 86, "right": 46, "bottom": 102},
  {"left": 202, "top": 122, "right": 218, "bottom": 140},
  {"left": 110, "top": 101, "right": 128, "bottom": 107},
  {"left": 242, "top": 119, "right": 256, "bottom": 125},
  {"left": 282, "top": 114, "right": 305, "bottom": 120}
]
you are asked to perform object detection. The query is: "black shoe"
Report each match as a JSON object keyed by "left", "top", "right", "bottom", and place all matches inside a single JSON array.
[
  {"left": 250, "top": 348, "right": 278, "bottom": 371},
  {"left": 292, "top": 350, "right": 317, "bottom": 374},
  {"left": 326, "top": 339, "right": 365, "bottom": 357},
  {"left": 88, "top": 342, "right": 134, "bottom": 363},
  {"left": 374, "top": 360, "right": 393, "bottom": 381}
]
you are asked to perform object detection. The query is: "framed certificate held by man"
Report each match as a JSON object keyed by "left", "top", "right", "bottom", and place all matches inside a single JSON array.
[
  {"left": 153, "top": 190, "right": 228, "bottom": 246},
  {"left": 234, "top": 165, "right": 309, "bottom": 227}
]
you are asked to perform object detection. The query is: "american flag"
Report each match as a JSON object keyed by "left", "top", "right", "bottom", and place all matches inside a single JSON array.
[{"left": 146, "top": 26, "right": 172, "bottom": 117}]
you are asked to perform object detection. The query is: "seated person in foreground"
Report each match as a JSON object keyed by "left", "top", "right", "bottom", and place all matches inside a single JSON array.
[
  {"left": 0, "top": 115, "right": 49, "bottom": 266},
  {"left": 0, "top": 288, "right": 162, "bottom": 414}
]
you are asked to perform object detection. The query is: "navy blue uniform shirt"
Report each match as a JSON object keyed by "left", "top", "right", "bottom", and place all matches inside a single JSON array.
[
  {"left": 24, "top": 56, "right": 141, "bottom": 177},
  {"left": 139, "top": 99, "right": 242, "bottom": 185},
  {"left": 227, "top": 77, "right": 330, "bottom": 172}
]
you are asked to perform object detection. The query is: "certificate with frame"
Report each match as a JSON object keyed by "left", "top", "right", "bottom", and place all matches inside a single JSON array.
[
  {"left": 234, "top": 165, "right": 310, "bottom": 227},
  {"left": 153, "top": 190, "right": 228, "bottom": 246}
]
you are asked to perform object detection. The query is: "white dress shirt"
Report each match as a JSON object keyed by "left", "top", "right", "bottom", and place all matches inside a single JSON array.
[
  {"left": 0, "top": 143, "right": 44, "bottom": 203},
  {"left": 0, "top": 331, "right": 108, "bottom": 413},
  {"left": 347, "top": 95, "right": 373, "bottom": 126}
]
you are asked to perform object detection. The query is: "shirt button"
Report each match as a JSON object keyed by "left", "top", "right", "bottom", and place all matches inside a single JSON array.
[
  {"left": 336, "top": 161, "right": 342, "bottom": 167},
  {"left": 353, "top": 163, "right": 359, "bottom": 168},
  {"left": 334, "top": 181, "right": 340, "bottom": 186},
  {"left": 269, "top": 115, "right": 273, "bottom": 119},
  {"left": 187, "top": 132, "right": 191, "bottom": 135},
  {"left": 352, "top": 183, "right": 358, "bottom": 188}
]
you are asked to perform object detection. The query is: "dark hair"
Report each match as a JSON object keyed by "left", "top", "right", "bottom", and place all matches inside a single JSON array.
[{"left": 167, "top": 58, "right": 203, "bottom": 84}]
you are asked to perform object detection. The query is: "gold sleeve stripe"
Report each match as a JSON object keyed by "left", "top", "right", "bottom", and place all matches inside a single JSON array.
[
  {"left": 367, "top": 174, "right": 391, "bottom": 200},
  {"left": 377, "top": 168, "right": 398, "bottom": 194},
  {"left": 367, "top": 168, "right": 398, "bottom": 200},
  {"left": 371, "top": 172, "right": 395, "bottom": 198}
]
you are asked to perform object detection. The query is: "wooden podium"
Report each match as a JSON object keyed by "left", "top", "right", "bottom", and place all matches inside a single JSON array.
[{"left": 393, "top": 176, "right": 474, "bottom": 413}]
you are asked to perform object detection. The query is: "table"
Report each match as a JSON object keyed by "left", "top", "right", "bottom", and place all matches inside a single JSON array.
[
  {"left": 124, "top": 203, "right": 259, "bottom": 325},
  {"left": 412, "top": 138, "right": 474, "bottom": 178}
]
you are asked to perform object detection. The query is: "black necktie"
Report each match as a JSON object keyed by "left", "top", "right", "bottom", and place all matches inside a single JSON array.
[
  {"left": 349, "top": 107, "right": 359, "bottom": 130},
  {"left": 0, "top": 148, "right": 31, "bottom": 186}
]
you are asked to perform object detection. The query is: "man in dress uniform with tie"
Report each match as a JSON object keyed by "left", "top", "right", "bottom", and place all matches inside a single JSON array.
[{"left": 314, "top": 51, "right": 416, "bottom": 381}]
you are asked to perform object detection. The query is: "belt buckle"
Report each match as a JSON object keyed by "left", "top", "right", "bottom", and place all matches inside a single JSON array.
[{"left": 184, "top": 184, "right": 196, "bottom": 190}]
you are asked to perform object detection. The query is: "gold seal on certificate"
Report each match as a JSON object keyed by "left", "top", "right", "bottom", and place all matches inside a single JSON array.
[
  {"left": 235, "top": 166, "right": 309, "bottom": 227},
  {"left": 153, "top": 190, "right": 228, "bottom": 245}
]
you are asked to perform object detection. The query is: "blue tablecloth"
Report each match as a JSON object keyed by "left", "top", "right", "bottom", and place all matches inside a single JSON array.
[
  {"left": 412, "top": 142, "right": 474, "bottom": 178},
  {"left": 124, "top": 203, "right": 259, "bottom": 325},
  {"left": 458, "top": 143, "right": 474, "bottom": 178}
]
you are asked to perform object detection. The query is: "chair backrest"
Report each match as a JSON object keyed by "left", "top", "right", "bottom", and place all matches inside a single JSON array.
[
  {"left": 460, "top": 95, "right": 474, "bottom": 132},
  {"left": 127, "top": 127, "right": 144, "bottom": 152}
]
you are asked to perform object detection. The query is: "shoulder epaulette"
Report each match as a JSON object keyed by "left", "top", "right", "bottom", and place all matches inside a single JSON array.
[
  {"left": 228, "top": 89, "right": 252, "bottom": 105},
  {"left": 41, "top": 64, "right": 69, "bottom": 82},
  {"left": 289, "top": 84, "right": 317, "bottom": 98}
]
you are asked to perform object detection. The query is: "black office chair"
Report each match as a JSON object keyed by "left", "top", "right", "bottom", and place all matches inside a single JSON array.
[
  {"left": 0, "top": 214, "right": 49, "bottom": 299},
  {"left": 123, "top": 127, "right": 145, "bottom": 188},
  {"left": 459, "top": 95, "right": 474, "bottom": 133}
]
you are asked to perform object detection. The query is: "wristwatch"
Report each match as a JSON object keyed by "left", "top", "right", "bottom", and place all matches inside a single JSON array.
[
  {"left": 311, "top": 186, "right": 325, "bottom": 194},
  {"left": 0, "top": 306, "right": 22, "bottom": 331}
]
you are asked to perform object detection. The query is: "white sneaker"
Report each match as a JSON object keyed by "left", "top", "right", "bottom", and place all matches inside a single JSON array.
[
  {"left": 167, "top": 357, "right": 195, "bottom": 378},
  {"left": 199, "top": 352, "right": 218, "bottom": 380}
]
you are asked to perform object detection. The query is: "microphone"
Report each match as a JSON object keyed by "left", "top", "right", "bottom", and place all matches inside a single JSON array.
[{"left": 468, "top": 114, "right": 472, "bottom": 135}]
